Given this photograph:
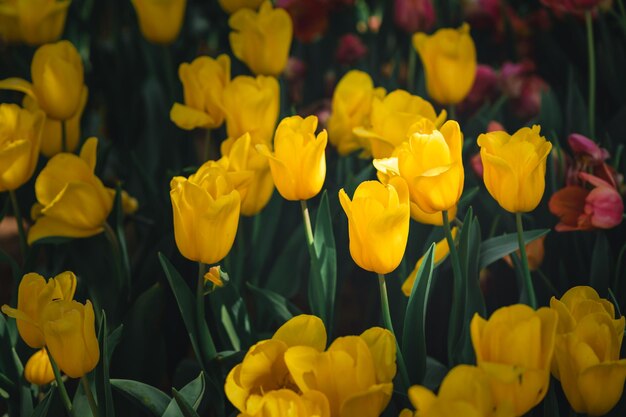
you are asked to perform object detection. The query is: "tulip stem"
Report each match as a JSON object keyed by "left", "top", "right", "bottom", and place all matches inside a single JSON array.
[
  {"left": 197, "top": 262, "right": 217, "bottom": 362},
  {"left": 81, "top": 376, "right": 99, "bottom": 417},
  {"left": 61, "top": 120, "right": 67, "bottom": 153},
  {"left": 377, "top": 273, "right": 411, "bottom": 390},
  {"left": 447, "top": 104, "right": 456, "bottom": 121},
  {"left": 443, "top": 210, "right": 464, "bottom": 365},
  {"left": 103, "top": 222, "right": 127, "bottom": 296},
  {"left": 8, "top": 190, "right": 27, "bottom": 262},
  {"left": 300, "top": 200, "right": 316, "bottom": 258},
  {"left": 585, "top": 11, "right": 596, "bottom": 136},
  {"left": 46, "top": 347, "right": 74, "bottom": 417},
  {"left": 516, "top": 213, "right": 537, "bottom": 309}
]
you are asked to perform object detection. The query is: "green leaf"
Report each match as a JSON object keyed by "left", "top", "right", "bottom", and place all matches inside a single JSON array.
[
  {"left": 402, "top": 243, "right": 436, "bottom": 384},
  {"left": 162, "top": 373, "right": 205, "bottom": 417},
  {"left": 111, "top": 379, "right": 170, "bottom": 416},
  {"left": 479, "top": 229, "right": 550, "bottom": 269},
  {"left": 113, "top": 185, "right": 132, "bottom": 298},
  {"left": 308, "top": 191, "right": 337, "bottom": 334},
  {"left": 95, "top": 312, "right": 115, "bottom": 417},
  {"left": 158, "top": 253, "right": 206, "bottom": 370},
  {"left": 590, "top": 232, "right": 611, "bottom": 295},
  {"left": 208, "top": 283, "right": 251, "bottom": 351},
  {"left": 31, "top": 385, "right": 55, "bottom": 417},
  {"left": 246, "top": 282, "right": 301, "bottom": 324},
  {"left": 422, "top": 357, "right": 448, "bottom": 391},
  {"left": 171, "top": 389, "right": 201, "bottom": 417}
]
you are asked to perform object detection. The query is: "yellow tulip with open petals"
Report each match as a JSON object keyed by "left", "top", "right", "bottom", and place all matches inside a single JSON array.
[
  {"left": 0, "top": 103, "right": 44, "bottom": 191},
  {"left": 412, "top": 23, "right": 477, "bottom": 105},
  {"left": 257, "top": 115, "right": 327, "bottom": 201},
  {"left": 338, "top": 178, "right": 410, "bottom": 274},
  {"left": 1, "top": 271, "right": 76, "bottom": 348},
  {"left": 477, "top": 125, "right": 552, "bottom": 213},
  {"left": 28, "top": 138, "right": 114, "bottom": 244},
  {"left": 0, "top": 0, "right": 71, "bottom": 46},
  {"left": 471, "top": 304, "right": 558, "bottom": 416},
  {"left": 41, "top": 299, "right": 99, "bottom": 378},
  {"left": 240, "top": 389, "right": 330, "bottom": 417},
  {"left": 170, "top": 54, "right": 230, "bottom": 130},
  {"left": 131, "top": 0, "right": 186, "bottom": 44},
  {"left": 229, "top": 1, "right": 292, "bottom": 76}
]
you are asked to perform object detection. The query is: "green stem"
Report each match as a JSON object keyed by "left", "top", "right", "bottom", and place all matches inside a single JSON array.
[
  {"left": 536, "top": 269, "right": 560, "bottom": 298},
  {"left": 81, "top": 376, "right": 99, "bottom": 417},
  {"left": 516, "top": 213, "right": 537, "bottom": 309},
  {"left": 407, "top": 44, "right": 416, "bottom": 92},
  {"left": 300, "top": 200, "right": 316, "bottom": 259},
  {"left": 9, "top": 190, "right": 27, "bottom": 262},
  {"left": 447, "top": 104, "right": 457, "bottom": 121},
  {"left": 443, "top": 210, "right": 463, "bottom": 364},
  {"left": 585, "top": 11, "right": 596, "bottom": 136},
  {"left": 61, "top": 120, "right": 67, "bottom": 153},
  {"left": 197, "top": 262, "right": 217, "bottom": 359},
  {"left": 46, "top": 347, "right": 74, "bottom": 417},
  {"left": 103, "top": 222, "right": 126, "bottom": 293},
  {"left": 377, "top": 273, "right": 410, "bottom": 390}
]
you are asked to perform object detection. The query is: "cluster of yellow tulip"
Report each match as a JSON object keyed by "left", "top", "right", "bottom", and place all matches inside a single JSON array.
[{"left": 225, "top": 314, "right": 396, "bottom": 417}]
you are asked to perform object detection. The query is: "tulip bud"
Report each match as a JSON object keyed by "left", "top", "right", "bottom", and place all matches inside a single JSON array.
[
  {"left": 131, "top": 0, "right": 187, "bottom": 44},
  {"left": 0, "top": 0, "right": 71, "bottom": 46},
  {"left": 24, "top": 349, "right": 54, "bottom": 386},
  {"left": 335, "top": 33, "right": 368, "bottom": 66}
]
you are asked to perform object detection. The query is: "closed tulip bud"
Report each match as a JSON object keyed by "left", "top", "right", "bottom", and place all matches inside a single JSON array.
[
  {"left": 222, "top": 75, "right": 280, "bottom": 146},
  {"left": 413, "top": 23, "right": 477, "bottom": 105},
  {"left": 1, "top": 272, "right": 76, "bottom": 348},
  {"left": 23, "top": 88, "right": 87, "bottom": 157},
  {"left": 0, "top": 104, "right": 44, "bottom": 192},
  {"left": 219, "top": 0, "right": 264, "bottom": 14},
  {"left": 327, "top": 70, "right": 386, "bottom": 156},
  {"left": 283, "top": 328, "right": 395, "bottom": 417},
  {"left": 170, "top": 161, "right": 248, "bottom": 265},
  {"left": 471, "top": 305, "right": 558, "bottom": 416},
  {"left": 477, "top": 125, "right": 552, "bottom": 213},
  {"left": 339, "top": 178, "right": 410, "bottom": 274},
  {"left": 170, "top": 54, "right": 230, "bottom": 131},
  {"left": 353, "top": 89, "right": 446, "bottom": 159},
  {"left": 0, "top": 0, "right": 71, "bottom": 46},
  {"left": 24, "top": 348, "right": 54, "bottom": 385},
  {"left": 131, "top": 0, "right": 186, "bottom": 44},
  {"left": 257, "top": 115, "right": 327, "bottom": 201},
  {"left": 399, "top": 365, "right": 515, "bottom": 417},
  {"left": 41, "top": 300, "right": 99, "bottom": 378},
  {"left": 229, "top": 1, "right": 293, "bottom": 76},
  {"left": 28, "top": 138, "right": 114, "bottom": 244},
  {"left": 221, "top": 133, "right": 274, "bottom": 215}
]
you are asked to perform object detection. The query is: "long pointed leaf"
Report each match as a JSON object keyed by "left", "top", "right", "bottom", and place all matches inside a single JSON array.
[
  {"left": 479, "top": 229, "right": 550, "bottom": 269},
  {"left": 111, "top": 379, "right": 170, "bottom": 416}
]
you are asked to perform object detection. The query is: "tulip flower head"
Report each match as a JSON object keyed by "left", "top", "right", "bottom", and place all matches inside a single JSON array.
[
  {"left": 257, "top": 115, "right": 327, "bottom": 201},
  {"left": 339, "top": 178, "right": 410, "bottom": 274},
  {"left": 0, "top": 0, "right": 71, "bottom": 46},
  {"left": 0, "top": 103, "right": 45, "bottom": 192},
  {"left": 477, "top": 125, "right": 552, "bottom": 213},
  {"left": 413, "top": 23, "right": 477, "bottom": 105},
  {"left": 170, "top": 54, "right": 230, "bottom": 131},
  {"left": 471, "top": 304, "right": 558, "bottom": 416},
  {"left": 229, "top": 1, "right": 293, "bottom": 76},
  {"left": 24, "top": 348, "right": 55, "bottom": 385},
  {"left": 393, "top": 0, "right": 436, "bottom": 34},
  {"left": 131, "top": 0, "right": 187, "bottom": 44},
  {"left": 218, "top": 0, "right": 264, "bottom": 14},
  {"left": 2, "top": 271, "right": 76, "bottom": 348}
]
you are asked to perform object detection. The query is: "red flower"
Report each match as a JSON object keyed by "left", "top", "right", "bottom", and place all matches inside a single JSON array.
[{"left": 393, "top": 0, "right": 435, "bottom": 34}]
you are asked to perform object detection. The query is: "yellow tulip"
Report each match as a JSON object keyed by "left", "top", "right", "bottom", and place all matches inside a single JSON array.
[
  {"left": 229, "top": 1, "right": 292, "bottom": 76},
  {"left": 1, "top": 271, "right": 76, "bottom": 348},
  {"left": 257, "top": 115, "right": 327, "bottom": 201},
  {"left": 0, "top": 0, "right": 71, "bottom": 46},
  {"left": 170, "top": 159, "right": 251, "bottom": 264},
  {"left": 399, "top": 365, "right": 515, "bottom": 417},
  {"left": 0, "top": 40, "right": 86, "bottom": 121},
  {"left": 327, "top": 70, "right": 386, "bottom": 156},
  {"left": 353, "top": 89, "right": 446, "bottom": 159},
  {"left": 218, "top": 0, "right": 263, "bottom": 14},
  {"left": 28, "top": 138, "right": 114, "bottom": 244},
  {"left": 402, "top": 228, "right": 458, "bottom": 296},
  {"left": 131, "top": 0, "right": 186, "bottom": 44},
  {"left": 338, "top": 178, "right": 410, "bottom": 274},
  {"left": 220, "top": 133, "right": 274, "bottom": 216},
  {"left": 477, "top": 125, "right": 552, "bottom": 213},
  {"left": 0, "top": 103, "right": 44, "bottom": 192},
  {"left": 549, "top": 286, "right": 626, "bottom": 416},
  {"left": 412, "top": 23, "right": 477, "bottom": 105},
  {"left": 24, "top": 348, "right": 55, "bottom": 385},
  {"left": 170, "top": 54, "right": 230, "bottom": 130},
  {"left": 41, "top": 299, "right": 99, "bottom": 378},
  {"left": 240, "top": 389, "right": 330, "bottom": 417},
  {"left": 222, "top": 75, "right": 280, "bottom": 147},
  {"left": 23, "top": 88, "right": 87, "bottom": 157},
  {"left": 283, "top": 327, "right": 395, "bottom": 417},
  {"left": 470, "top": 304, "right": 558, "bottom": 416},
  {"left": 225, "top": 315, "right": 327, "bottom": 413}
]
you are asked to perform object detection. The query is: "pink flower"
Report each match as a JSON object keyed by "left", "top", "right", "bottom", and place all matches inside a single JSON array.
[
  {"left": 335, "top": 33, "right": 367, "bottom": 66},
  {"left": 541, "top": 0, "right": 605, "bottom": 16},
  {"left": 564, "top": 133, "right": 620, "bottom": 189},
  {"left": 500, "top": 61, "right": 549, "bottom": 119},
  {"left": 459, "top": 64, "right": 499, "bottom": 112},
  {"left": 393, "top": 0, "right": 435, "bottom": 34}
]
